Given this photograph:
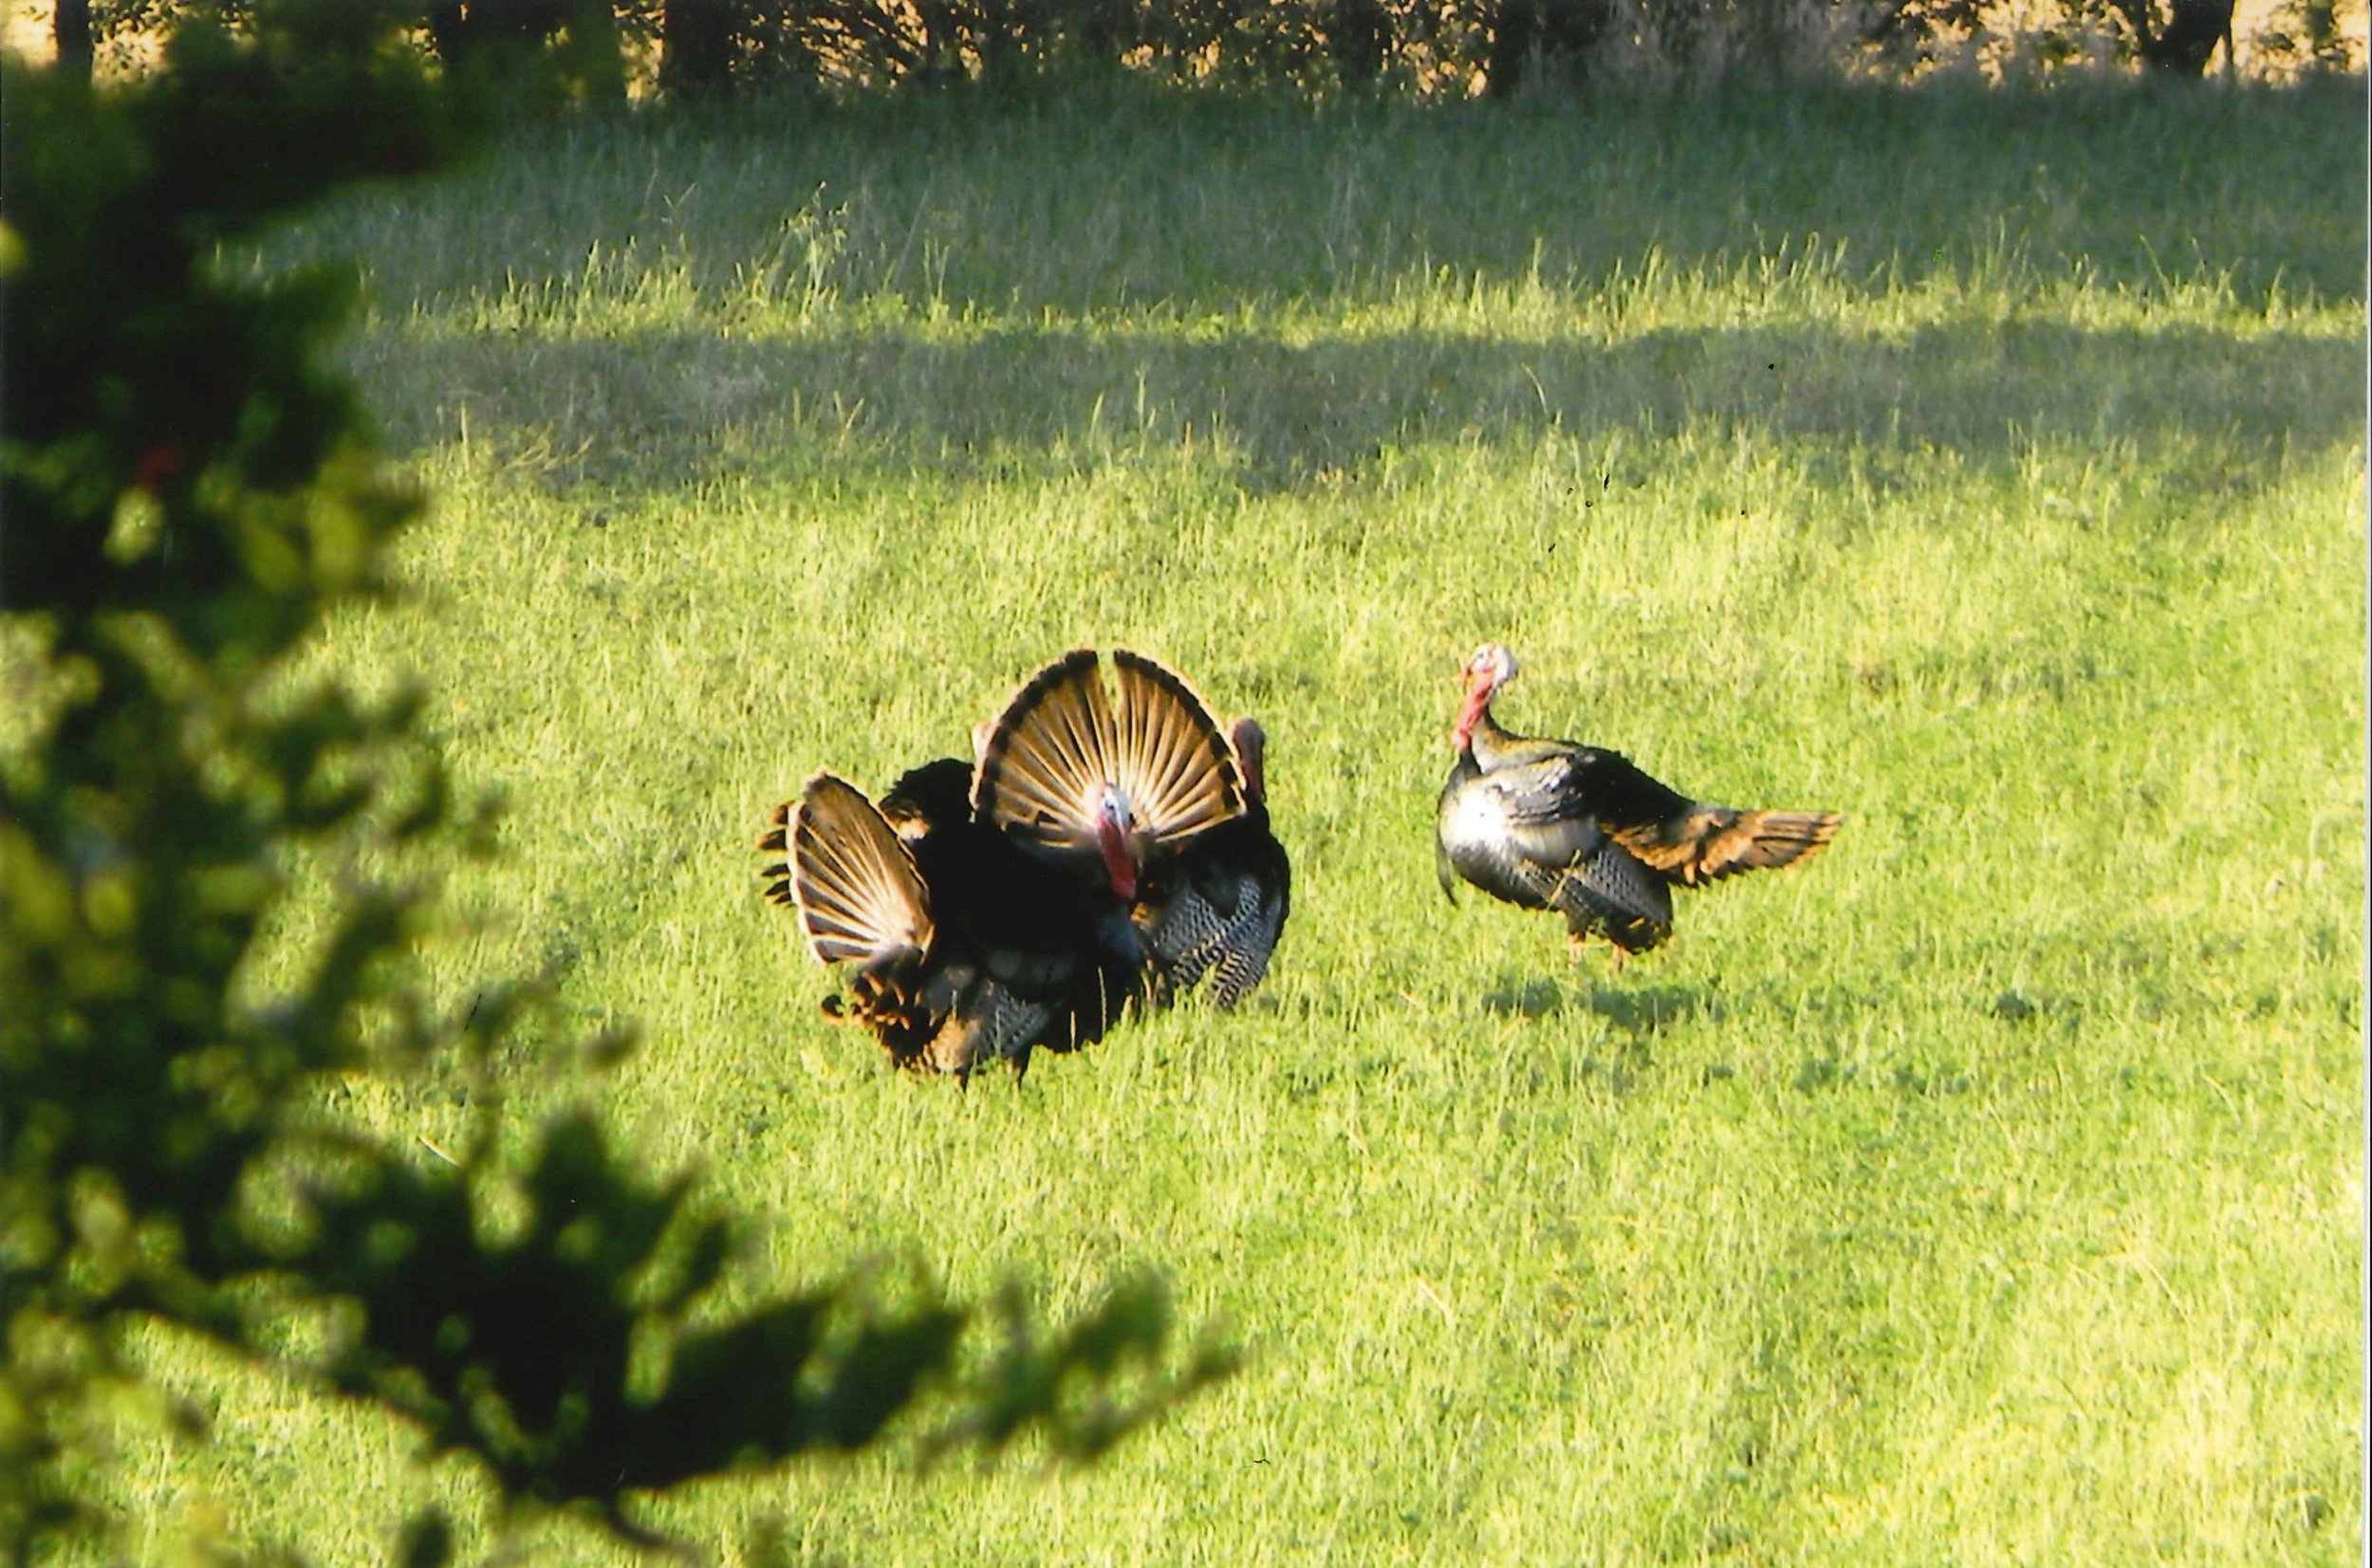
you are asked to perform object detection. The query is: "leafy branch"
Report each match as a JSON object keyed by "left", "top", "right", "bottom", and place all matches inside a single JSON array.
[{"left": 0, "top": 11, "right": 1227, "bottom": 1559}]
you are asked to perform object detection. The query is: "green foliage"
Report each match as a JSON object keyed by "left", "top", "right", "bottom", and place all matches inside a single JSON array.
[
  {"left": 0, "top": 20, "right": 1224, "bottom": 1562},
  {"left": 2253, "top": 0, "right": 2366, "bottom": 72}
]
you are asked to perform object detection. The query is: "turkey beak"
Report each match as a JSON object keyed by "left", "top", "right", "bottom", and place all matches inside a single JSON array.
[{"left": 1094, "top": 792, "right": 1139, "bottom": 901}]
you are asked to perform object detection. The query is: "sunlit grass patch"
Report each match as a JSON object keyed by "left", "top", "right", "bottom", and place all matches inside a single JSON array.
[{"left": 144, "top": 81, "right": 2372, "bottom": 1565}]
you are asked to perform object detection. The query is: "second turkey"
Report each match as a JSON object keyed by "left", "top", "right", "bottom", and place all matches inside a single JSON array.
[{"left": 1436, "top": 642, "right": 1840, "bottom": 963}]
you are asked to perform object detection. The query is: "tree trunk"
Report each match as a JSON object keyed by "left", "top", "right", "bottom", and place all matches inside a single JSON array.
[
  {"left": 55, "top": 0, "right": 95, "bottom": 88},
  {"left": 561, "top": 0, "right": 627, "bottom": 105},
  {"left": 913, "top": 0, "right": 965, "bottom": 84},
  {"left": 1485, "top": 0, "right": 1541, "bottom": 97},
  {"left": 1485, "top": 0, "right": 1610, "bottom": 97},
  {"left": 2142, "top": 0, "right": 2235, "bottom": 72},
  {"left": 660, "top": 0, "right": 738, "bottom": 98},
  {"left": 1330, "top": 0, "right": 1390, "bottom": 85}
]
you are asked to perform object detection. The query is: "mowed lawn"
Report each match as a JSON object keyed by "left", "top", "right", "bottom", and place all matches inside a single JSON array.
[{"left": 138, "top": 84, "right": 2363, "bottom": 1564}]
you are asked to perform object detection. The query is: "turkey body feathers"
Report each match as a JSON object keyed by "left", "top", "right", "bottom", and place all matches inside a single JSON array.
[
  {"left": 1436, "top": 750, "right": 1674, "bottom": 953},
  {"left": 1140, "top": 802, "right": 1293, "bottom": 1006}
]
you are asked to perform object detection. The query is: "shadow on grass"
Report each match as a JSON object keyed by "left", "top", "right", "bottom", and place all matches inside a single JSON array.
[
  {"left": 308, "top": 81, "right": 2366, "bottom": 329},
  {"left": 361, "top": 314, "right": 2363, "bottom": 492},
  {"left": 1480, "top": 976, "right": 1569, "bottom": 1019},
  {"left": 1582, "top": 983, "right": 1715, "bottom": 1036},
  {"left": 1479, "top": 973, "right": 1714, "bottom": 1035}
]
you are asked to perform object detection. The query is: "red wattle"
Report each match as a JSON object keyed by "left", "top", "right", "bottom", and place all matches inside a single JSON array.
[
  {"left": 1452, "top": 686, "right": 1489, "bottom": 751},
  {"left": 1096, "top": 817, "right": 1138, "bottom": 901}
]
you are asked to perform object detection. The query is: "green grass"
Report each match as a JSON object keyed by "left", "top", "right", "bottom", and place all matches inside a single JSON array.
[{"left": 131, "top": 83, "right": 2366, "bottom": 1563}]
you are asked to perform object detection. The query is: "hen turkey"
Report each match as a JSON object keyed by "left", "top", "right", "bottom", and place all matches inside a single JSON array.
[{"left": 1436, "top": 643, "right": 1839, "bottom": 957}]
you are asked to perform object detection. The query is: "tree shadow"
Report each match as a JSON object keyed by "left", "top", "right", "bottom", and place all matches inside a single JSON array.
[
  {"left": 358, "top": 313, "right": 2362, "bottom": 494},
  {"left": 313, "top": 82, "right": 2365, "bottom": 333}
]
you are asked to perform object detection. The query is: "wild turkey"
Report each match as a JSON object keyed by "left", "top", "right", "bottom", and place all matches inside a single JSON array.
[
  {"left": 1436, "top": 643, "right": 1839, "bottom": 958},
  {"left": 761, "top": 647, "right": 1284, "bottom": 1076},
  {"left": 1135, "top": 716, "right": 1292, "bottom": 1006},
  {"left": 759, "top": 763, "right": 1141, "bottom": 1078},
  {"left": 972, "top": 645, "right": 1248, "bottom": 912}
]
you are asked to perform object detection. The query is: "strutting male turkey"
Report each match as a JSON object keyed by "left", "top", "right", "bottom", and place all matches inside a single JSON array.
[
  {"left": 972, "top": 650, "right": 1291, "bottom": 1011},
  {"left": 1435, "top": 643, "right": 1839, "bottom": 960},
  {"left": 760, "top": 762, "right": 1142, "bottom": 1078},
  {"left": 761, "top": 649, "right": 1290, "bottom": 1078}
]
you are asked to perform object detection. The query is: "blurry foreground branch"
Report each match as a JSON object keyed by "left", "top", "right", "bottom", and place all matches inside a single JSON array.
[{"left": 0, "top": 12, "right": 1229, "bottom": 1559}]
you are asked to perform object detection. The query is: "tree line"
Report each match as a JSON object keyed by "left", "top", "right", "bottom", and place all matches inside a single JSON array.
[{"left": 46, "top": 0, "right": 2342, "bottom": 102}]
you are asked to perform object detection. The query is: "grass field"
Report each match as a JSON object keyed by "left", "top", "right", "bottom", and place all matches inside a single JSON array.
[{"left": 122, "top": 83, "right": 2366, "bottom": 1563}]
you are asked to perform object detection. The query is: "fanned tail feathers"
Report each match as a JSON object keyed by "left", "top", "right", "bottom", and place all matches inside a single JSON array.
[
  {"left": 1613, "top": 807, "right": 1842, "bottom": 887},
  {"left": 971, "top": 649, "right": 1108, "bottom": 856},
  {"left": 763, "top": 652, "right": 1283, "bottom": 1076},
  {"left": 758, "top": 802, "right": 794, "bottom": 904},
  {"left": 974, "top": 648, "right": 1244, "bottom": 854},
  {"left": 784, "top": 773, "right": 935, "bottom": 971},
  {"left": 1111, "top": 650, "right": 1246, "bottom": 841}
]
